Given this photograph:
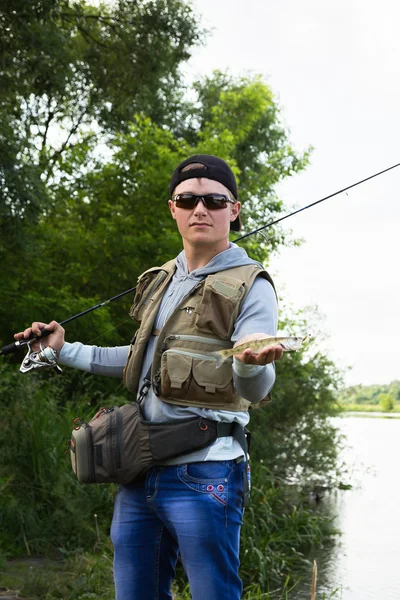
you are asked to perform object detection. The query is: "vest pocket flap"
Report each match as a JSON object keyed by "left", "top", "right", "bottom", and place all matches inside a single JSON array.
[
  {"left": 165, "top": 352, "right": 192, "bottom": 389},
  {"left": 192, "top": 359, "right": 232, "bottom": 392},
  {"left": 195, "top": 276, "right": 245, "bottom": 340},
  {"left": 160, "top": 350, "right": 235, "bottom": 406}
]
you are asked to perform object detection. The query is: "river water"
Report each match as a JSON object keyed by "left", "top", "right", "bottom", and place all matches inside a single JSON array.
[{"left": 295, "top": 414, "right": 400, "bottom": 599}]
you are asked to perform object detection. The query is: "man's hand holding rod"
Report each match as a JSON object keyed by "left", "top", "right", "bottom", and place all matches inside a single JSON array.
[{"left": 13, "top": 321, "right": 65, "bottom": 356}]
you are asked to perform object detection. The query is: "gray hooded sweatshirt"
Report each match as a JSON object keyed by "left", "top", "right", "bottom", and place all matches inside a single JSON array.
[{"left": 59, "top": 243, "right": 278, "bottom": 463}]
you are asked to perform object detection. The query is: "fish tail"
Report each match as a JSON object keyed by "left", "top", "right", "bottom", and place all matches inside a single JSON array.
[{"left": 210, "top": 351, "right": 225, "bottom": 369}]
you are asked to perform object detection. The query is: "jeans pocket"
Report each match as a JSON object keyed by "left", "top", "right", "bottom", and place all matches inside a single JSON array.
[
  {"left": 178, "top": 461, "right": 234, "bottom": 507},
  {"left": 184, "top": 460, "right": 233, "bottom": 484}
]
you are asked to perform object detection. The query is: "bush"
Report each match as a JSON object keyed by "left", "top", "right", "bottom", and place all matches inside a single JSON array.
[
  {"left": 379, "top": 393, "right": 395, "bottom": 412},
  {"left": 0, "top": 363, "right": 126, "bottom": 557},
  {"left": 0, "top": 332, "right": 342, "bottom": 594}
]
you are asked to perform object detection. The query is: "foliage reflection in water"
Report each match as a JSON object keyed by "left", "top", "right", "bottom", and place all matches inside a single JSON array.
[{"left": 295, "top": 415, "right": 400, "bottom": 600}]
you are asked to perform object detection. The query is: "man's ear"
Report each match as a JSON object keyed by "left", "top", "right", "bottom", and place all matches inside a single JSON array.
[
  {"left": 230, "top": 201, "right": 241, "bottom": 223},
  {"left": 168, "top": 199, "right": 177, "bottom": 220}
]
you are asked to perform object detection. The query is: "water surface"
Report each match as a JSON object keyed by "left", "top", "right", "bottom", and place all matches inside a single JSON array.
[{"left": 296, "top": 416, "right": 400, "bottom": 599}]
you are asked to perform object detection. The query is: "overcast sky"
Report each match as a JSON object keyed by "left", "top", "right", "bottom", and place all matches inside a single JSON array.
[{"left": 186, "top": 0, "right": 400, "bottom": 387}]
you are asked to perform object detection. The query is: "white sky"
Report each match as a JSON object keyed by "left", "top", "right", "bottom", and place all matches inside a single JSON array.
[{"left": 188, "top": 0, "right": 400, "bottom": 387}]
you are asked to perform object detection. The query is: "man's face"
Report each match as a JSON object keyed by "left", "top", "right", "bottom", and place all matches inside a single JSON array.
[{"left": 168, "top": 178, "right": 241, "bottom": 249}]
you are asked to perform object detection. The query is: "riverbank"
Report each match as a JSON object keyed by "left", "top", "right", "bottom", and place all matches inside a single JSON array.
[{"left": 1, "top": 553, "right": 339, "bottom": 600}]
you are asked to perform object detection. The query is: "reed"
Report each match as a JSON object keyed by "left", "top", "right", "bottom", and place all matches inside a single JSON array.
[{"left": 311, "top": 560, "right": 317, "bottom": 600}]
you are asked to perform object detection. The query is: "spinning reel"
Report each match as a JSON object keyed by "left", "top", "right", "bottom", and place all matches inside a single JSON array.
[{"left": 20, "top": 342, "right": 62, "bottom": 374}]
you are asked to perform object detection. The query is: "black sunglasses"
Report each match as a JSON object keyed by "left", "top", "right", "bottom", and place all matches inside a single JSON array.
[{"left": 172, "top": 193, "right": 235, "bottom": 210}]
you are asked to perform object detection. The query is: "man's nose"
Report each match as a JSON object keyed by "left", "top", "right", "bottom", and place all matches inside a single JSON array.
[{"left": 193, "top": 198, "right": 208, "bottom": 213}]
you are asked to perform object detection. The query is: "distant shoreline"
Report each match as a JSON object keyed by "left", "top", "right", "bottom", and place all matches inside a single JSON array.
[
  {"left": 339, "top": 403, "right": 400, "bottom": 413},
  {"left": 339, "top": 404, "right": 400, "bottom": 418}
]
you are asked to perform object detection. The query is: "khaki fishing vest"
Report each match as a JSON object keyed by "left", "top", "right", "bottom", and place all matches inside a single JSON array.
[{"left": 124, "top": 259, "right": 276, "bottom": 412}]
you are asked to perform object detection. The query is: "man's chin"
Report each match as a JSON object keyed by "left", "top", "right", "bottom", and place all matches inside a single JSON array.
[{"left": 184, "top": 232, "right": 230, "bottom": 248}]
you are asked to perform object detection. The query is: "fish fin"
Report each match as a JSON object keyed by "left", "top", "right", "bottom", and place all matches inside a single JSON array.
[{"left": 210, "top": 351, "right": 225, "bottom": 369}]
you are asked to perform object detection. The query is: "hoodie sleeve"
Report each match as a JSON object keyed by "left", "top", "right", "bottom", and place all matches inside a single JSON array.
[
  {"left": 231, "top": 276, "right": 278, "bottom": 403},
  {"left": 58, "top": 342, "right": 130, "bottom": 378}
]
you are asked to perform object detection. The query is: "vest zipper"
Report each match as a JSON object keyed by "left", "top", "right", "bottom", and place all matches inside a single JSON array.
[
  {"left": 163, "top": 348, "right": 218, "bottom": 362},
  {"left": 164, "top": 334, "right": 230, "bottom": 347}
]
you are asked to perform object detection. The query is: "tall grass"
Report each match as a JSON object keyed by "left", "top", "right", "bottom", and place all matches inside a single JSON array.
[
  {"left": 2, "top": 552, "right": 342, "bottom": 600},
  {"left": 239, "top": 464, "right": 336, "bottom": 590},
  {"left": 0, "top": 364, "right": 121, "bottom": 556}
]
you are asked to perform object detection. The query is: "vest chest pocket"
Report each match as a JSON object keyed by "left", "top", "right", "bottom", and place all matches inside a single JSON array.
[
  {"left": 160, "top": 349, "right": 235, "bottom": 407},
  {"left": 195, "top": 278, "right": 245, "bottom": 340}
]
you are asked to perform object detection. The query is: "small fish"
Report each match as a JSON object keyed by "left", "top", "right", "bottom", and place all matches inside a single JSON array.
[{"left": 210, "top": 334, "right": 310, "bottom": 368}]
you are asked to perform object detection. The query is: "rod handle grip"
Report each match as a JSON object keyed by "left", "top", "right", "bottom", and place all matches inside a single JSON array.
[
  {"left": 0, "top": 341, "right": 18, "bottom": 356},
  {"left": 0, "top": 327, "right": 51, "bottom": 356}
]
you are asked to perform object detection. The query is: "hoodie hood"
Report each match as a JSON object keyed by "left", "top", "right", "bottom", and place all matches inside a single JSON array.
[
  {"left": 153, "top": 244, "right": 265, "bottom": 331},
  {"left": 174, "top": 243, "right": 264, "bottom": 280}
]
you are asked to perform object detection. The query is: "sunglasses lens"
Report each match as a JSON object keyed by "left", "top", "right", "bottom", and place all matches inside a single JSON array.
[
  {"left": 204, "top": 195, "right": 229, "bottom": 209},
  {"left": 174, "top": 194, "right": 197, "bottom": 209},
  {"left": 174, "top": 194, "right": 230, "bottom": 210}
]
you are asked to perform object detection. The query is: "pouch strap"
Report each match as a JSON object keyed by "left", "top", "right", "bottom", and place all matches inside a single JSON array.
[{"left": 215, "top": 422, "right": 235, "bottom": 437}]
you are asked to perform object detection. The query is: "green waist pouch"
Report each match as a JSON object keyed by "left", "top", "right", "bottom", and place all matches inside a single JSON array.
[{"left": 69, "top": 403, "right": 236, "bottom": 485}]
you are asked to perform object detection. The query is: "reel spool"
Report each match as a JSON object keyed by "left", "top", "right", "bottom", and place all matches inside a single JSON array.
[{"left": 20, "top": 342, "right": 62, "bottom": 374}]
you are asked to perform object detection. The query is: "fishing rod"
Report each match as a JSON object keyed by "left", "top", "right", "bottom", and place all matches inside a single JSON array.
[
  {"left": 2, "top": 159, "right": 400, "bottom": 360},
  {"left": 0, "top": 287, "right": 137, "bottom": 357}
]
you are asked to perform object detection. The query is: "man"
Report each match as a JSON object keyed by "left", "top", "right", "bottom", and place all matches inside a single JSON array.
[{"left": 14, "top": 154, "right": 283, "bottom": 600}]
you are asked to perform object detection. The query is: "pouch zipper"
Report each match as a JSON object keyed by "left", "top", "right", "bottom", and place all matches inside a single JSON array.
[
  {"left": 114, "top": 406, "right": 122, "bottom": 469},
  {"left": 83, "top": 423, "right": 96, "bottom": 483},
  {"left": 108, "top": 411, "right": 117, "bottom": 478}
]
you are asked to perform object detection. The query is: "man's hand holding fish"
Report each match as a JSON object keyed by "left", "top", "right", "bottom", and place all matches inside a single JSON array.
[
  {"left": 233, "top": 333, "right": 284, "bottom": 366},
  {"left": 210, "top": 333, "right": 309, "bottom": 368}
]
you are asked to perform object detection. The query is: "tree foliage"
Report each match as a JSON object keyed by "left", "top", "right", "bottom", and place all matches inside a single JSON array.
[
  {"left": 1, "top": 0, "right": 201, "bottom": 342},
  {"left": 0, "top": 0, "right": 202, "bottom": 324}
]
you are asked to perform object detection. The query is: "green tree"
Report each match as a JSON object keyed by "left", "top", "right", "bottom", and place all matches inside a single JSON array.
[
  {"left": 389, "top": 380, "right": 400, "bottom": 402},
  {"left": 1, "top": 74, "right": 309, "bottom": 349},
  {"left": 379, "top": 393, "right": 395, "bottom": 411},
  {"left": 0, "top": 0, "right": 203, "bottom": 343},
  {"left": 250, "top": 310, "right": 343, "bottom": 489},
  {"left": 180, "top": 72, "right": 311, "bottom": 261}
]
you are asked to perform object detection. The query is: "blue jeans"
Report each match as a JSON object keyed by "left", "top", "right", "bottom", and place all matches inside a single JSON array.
[{"left": 110, "top": 460, "right": 246, "bottom": 600}]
